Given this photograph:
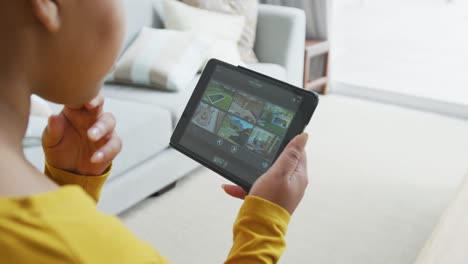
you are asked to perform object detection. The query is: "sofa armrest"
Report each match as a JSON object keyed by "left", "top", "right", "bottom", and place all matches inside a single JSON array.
[
  {"left": 254, "top": 4, "right": 306, "bottom": 87},
  {"left": 414, "top": 172, "right": 468, "bottom": 264}
]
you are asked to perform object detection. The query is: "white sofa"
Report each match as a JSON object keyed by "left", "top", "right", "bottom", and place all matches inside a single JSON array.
[{"left": 24, "top": 0, "right": 306, "bottom": 215}]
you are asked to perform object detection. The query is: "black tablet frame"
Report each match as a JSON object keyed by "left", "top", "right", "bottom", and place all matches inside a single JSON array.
[{"left": 170, "top": 59, "right": 319, "bottom": 191}]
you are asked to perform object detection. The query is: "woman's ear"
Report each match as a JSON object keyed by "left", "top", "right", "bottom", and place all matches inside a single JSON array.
[{"left": 31, "top": 0, "right": 61, "bottom": 32}]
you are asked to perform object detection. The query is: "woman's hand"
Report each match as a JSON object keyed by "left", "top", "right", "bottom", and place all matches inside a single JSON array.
[
  {"left": 42, "top": 93, "right": 122, "bottom": 176},
  {"left": 222, "top": 133, "right": 309, "bottom": 215}
]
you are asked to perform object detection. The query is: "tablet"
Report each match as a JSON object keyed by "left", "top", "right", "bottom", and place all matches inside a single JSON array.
[{"left": 170, "top": 59, "right": 319, "bottom": 190}]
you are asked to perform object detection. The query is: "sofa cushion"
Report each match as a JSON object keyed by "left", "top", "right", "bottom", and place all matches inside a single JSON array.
[
  {"left": 24, "top": 97, "right": 173, "bottom": 181},
  {"left": 163, "top": 0, "right": 245, "bottom": 68},
  {"left": 113, "top": 27, "right": 208, "bottom": 91},
  {"left": 103, "top": 79, "right": 197, "bottom": 127},
  {"left": 103, "top": 63, "right": 287, "bottom": 126},
  {"left": 182, "top": 0, "right": 260, "bottom": 63}
]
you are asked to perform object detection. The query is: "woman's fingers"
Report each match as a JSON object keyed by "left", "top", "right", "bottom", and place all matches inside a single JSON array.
[
  {"left": 88, "top": 112, "right": 116, "bottom": 141},
  {"left": 42, "top": 114, "right": 66, "bottom": 148},
  {"left": 91, "top": 132, "right": 122, "bottom": 163},
  {"left": 222, "top": 184, "right": 248, "bottom": 200}
]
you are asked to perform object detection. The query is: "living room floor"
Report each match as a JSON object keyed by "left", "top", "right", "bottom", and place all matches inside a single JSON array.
[{"left": 120, "top": 94, "right": 468, "bottom": 263}]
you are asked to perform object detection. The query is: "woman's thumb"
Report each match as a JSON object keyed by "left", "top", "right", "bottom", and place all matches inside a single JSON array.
[
  {"left": 268, "top": 133, "right": 308, "bottom": 177},
  {"left": 42, "top": 114, "right": 66, "bottom": 148}
]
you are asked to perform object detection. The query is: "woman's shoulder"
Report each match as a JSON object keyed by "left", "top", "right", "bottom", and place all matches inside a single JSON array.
[{"left": 0, "top": 186, "right": 165, "bottom": 263}]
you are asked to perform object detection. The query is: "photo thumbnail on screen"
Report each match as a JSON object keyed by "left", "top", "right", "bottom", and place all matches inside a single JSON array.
[
  {"left": 246, "top": 127, "right": 281, "bottom": 160},
  {"left": 257, "top": 103, "right": 295, "bottom": 136},
  {"left": 191, "top": 102, "right": 226, "bottom": 133},
  {"left": 202, "top": 81, "right": 235, "bottom": 111},
  {"left": 217, "top": 114, "right": 254, "bottom": 146},
  {"left": 228, "top": 92, "right": 264, "bottom": 123}
]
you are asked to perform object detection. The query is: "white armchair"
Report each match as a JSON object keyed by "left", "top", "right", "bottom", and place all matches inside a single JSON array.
[{"left": 255, "top": 4, "right": 306, "bottom": 87}]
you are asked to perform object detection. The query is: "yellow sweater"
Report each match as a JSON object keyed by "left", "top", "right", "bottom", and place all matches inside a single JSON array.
[{"left": 0, "top": 162, "right": 290, "bottom": 263}]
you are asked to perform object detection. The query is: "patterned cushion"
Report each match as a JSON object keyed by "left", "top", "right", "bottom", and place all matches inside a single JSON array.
[
  {"left": 163, "top": 0, "right": 246, "bottom": 68},
  {"left": 112, "top": 27, "right": 209, "bottom": 91},
  {"left": 182, "top": 0, "right": 259, "bottom": 63}
]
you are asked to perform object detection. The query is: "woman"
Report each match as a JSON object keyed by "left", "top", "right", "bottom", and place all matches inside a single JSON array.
[{"left": 0, "top": 0, "right": 309, "bottom": 263}]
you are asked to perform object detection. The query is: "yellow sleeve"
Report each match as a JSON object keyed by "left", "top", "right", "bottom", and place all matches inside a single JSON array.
[
  {"left": 44, "top": 161, "right": 110, "bottom": 202},
  {"left": 225, "top": 196, "right": 291, "bottom": 264}
]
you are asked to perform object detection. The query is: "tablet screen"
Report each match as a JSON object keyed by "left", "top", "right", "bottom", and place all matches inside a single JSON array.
[{"left": 178, "top": 65, "right": 304, "bottom": 186}]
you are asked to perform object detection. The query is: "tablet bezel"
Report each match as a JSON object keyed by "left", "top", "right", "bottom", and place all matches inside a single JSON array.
[{"left": 170, "top": 59, "right": 319, "bottom": 191}]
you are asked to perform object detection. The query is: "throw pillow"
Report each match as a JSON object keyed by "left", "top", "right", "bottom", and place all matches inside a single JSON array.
[
  {"left": 182, "top": 0, "right": 259, "bottom": 63},
  {"left": 163, "top": 0, "right": 246, "bottom": 68},
  {"left": 112, "top": 27, "right": 209, "bottom": 91}
]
